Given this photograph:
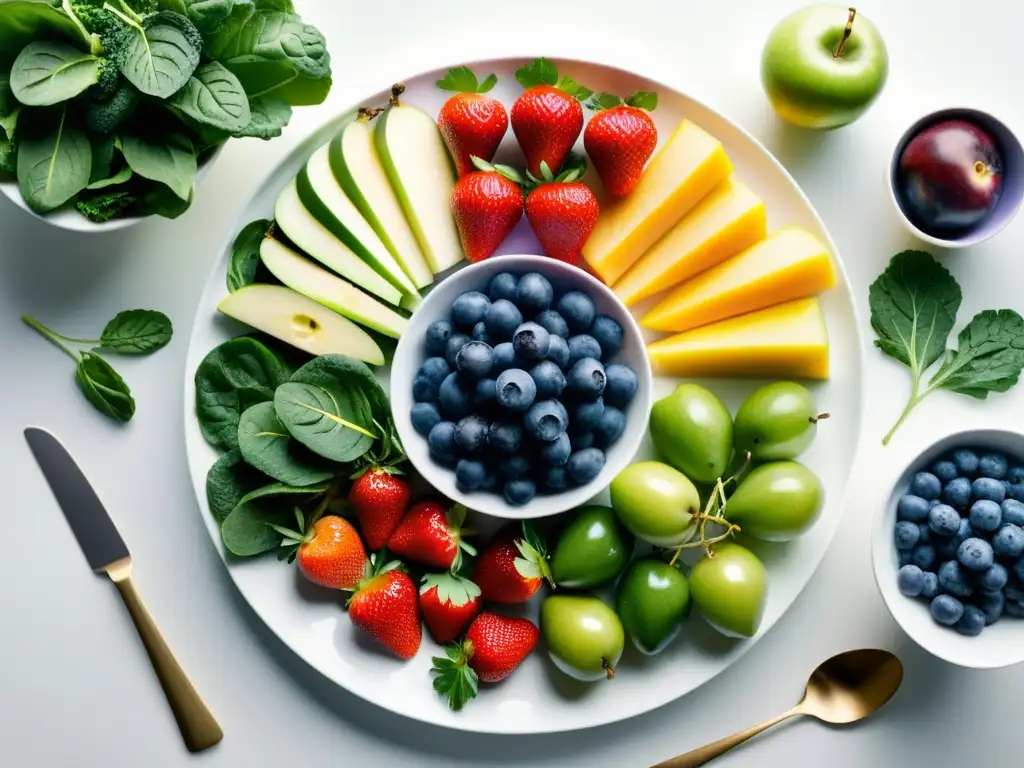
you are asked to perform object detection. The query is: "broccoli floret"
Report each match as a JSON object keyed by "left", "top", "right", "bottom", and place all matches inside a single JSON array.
[
  {"left": 76, "top": 189, "right": 139, "bottom": 223},
  {"left": 83, "top": 82, "right": 138, "bottom": 133},
  {"left": 91, "top": 58, "right": 121, "bottom": 100}
]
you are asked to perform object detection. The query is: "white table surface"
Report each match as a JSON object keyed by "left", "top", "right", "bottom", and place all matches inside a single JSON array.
[{"left": 3, "top": 0, "right": 1021, "bottom": 765}]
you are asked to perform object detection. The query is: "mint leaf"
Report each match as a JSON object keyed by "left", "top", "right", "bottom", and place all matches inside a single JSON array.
[
  {"left": 515, "top": 57, "right": 557, "bottom": 88},
  {"left": 100, "top": 309, "right": 173, "bottom": 354},
  {"left": 625, "top": 90, "right": 658, "bottom": 111},
  {"left": 929, "top": 310, "right": 1024, "bottom": 397}
]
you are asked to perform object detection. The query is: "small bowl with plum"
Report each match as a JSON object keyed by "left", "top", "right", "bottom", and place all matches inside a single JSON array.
[
  {"left": 390, "top": 254, "right": 653, "bottom": 519},
  {"left": 872, "top": 430, "right": 1024, "bottom": 669}
]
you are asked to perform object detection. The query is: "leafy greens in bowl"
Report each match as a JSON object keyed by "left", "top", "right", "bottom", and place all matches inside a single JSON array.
[{"left": 0, "top": 0, "right": 333, "bottom": 227}]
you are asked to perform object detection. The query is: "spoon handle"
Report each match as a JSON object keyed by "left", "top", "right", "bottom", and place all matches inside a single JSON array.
[{"left": 651, "top": 705, "right": 804, "bottom": 768}]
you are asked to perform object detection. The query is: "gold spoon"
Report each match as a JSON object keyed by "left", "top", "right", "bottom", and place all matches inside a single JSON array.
[{"left": 652, "top": 649, "right": 903, "bottom": 768}]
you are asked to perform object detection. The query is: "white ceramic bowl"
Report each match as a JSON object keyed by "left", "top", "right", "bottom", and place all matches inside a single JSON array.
[
  {"left": 391, "top": 254, "right": 653, "bottom": 520},
  {"left": 872, "top": 429, "right": 1024, "bottom": 669}
]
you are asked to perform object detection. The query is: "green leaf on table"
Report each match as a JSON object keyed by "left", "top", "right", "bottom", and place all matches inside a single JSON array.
[
  {"left": 169, "top": 61, "right": 250, "bottom": 133},
  {"left": 928, "top": 310, "right": 1024, "bottom": 397},
  {"left": 104, "top": 7, "right": 201, "bottom": 98},
  {"left": 100, "top": 309, "right": 173, "bottom": 354},
  {"left": 232, "top": 96, "right": 290, "bottom": 138},
  {"left": 514, "top": 57, "right": 557, "bottom": 89},
  {"left": 17, "top": 106, "right": 91, "bottom": 212},
  {"left": 625, "top": 90, "right": 658, "bottom": 111},
  {"left": 227, "top": 217, "right": 271, "bottom": 292},
  {"left": 237, "top": 400, "right": 338, "bottom": 486},
  {"left": 120, "top": 131, "right": 196, "bottom": 201},
  {"left": 274, "top": 380, "right": 375, "bottom": 463},
  {"left": 75, "top": 351, "right": 135, "bottom": 422},
  {"left": 9, "top": 40, "right": 101, "bottom": 105},
  {"left": 205, "top": 447, "right": 269, "bottom": 524}
]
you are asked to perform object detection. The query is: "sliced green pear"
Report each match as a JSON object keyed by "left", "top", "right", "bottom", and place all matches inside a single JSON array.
[
  {"left": 260, "top": 237, "right": 409, "bottom": 339},
  {"left": 375, "top": 95, "right": 464, "bottom": 274},
  {"left": 274, "top": 179, "right": 402, "bottom": 307},
  {"left": 218, "top": 284, "right": 384, "bottom": 366},
  {"left": 330, "top": 114, "right": 434, "bottom": 290}
]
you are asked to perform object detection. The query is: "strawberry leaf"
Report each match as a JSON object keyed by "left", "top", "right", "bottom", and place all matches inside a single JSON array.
[
  {"left": 625, "top": 90, "right": 658, "bottom": 111},
  {"left": 521, "top": 520, "right": 547, "bottom": 557},
  {"left": 478, "top": 73, "right": 498, "bottom": 93},
  {"left": 513, "top": 555, "right": 542, "bottom": 580},
  {"left": 471, "top": 155, "right": 496, "bottom": 172},
  {"left": 448, "top": 503, "right": 468, "bottom": 529},
  {"left": 515, "top": 57, "right": 558, "bottom": 89},
  {"left": 555, "top": 153, "right": 588, "bottom": 183},
  {"left": 422, "top": 572, "right": 482, "bottom": 605},
  {"left": 436, "top": 66, "right": 479, "bottom": 93},
  {"left": 431, "top": 643, "right": 479, "bottom": 711},
  {"left": 587, "top": 92, "right": 622, "bottom": 111},
  {"left": 539, "top": 161, "right": 555, "bottom": 183},
  {"left": 555, "top": 75, "right": 592, "bottom": 101}
]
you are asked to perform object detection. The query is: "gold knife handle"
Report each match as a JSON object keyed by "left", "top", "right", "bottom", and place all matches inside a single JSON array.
[{"left": 107, "top": 560, "right": 223, "bottom": 753}]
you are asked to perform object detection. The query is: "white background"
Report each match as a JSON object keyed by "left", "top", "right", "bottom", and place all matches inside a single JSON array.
[{"left": 2, "top": 0, "right": 1021, "bottom": 765}]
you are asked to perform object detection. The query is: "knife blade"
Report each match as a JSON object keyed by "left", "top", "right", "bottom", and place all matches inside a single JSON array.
[{"left": 24, "top": 427, "right": 130, "bottom": 572}]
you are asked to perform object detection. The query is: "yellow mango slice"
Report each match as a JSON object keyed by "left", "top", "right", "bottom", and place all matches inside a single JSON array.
[
  {"left": 614, "top": 178, "right": 766, "bottom": 306},
  {"left": 583, "top": 120, "right": 733, "bottom": 285},
  {"left": 647, "top": 297, "right": 830, "bottom": 380},
  {"left": 642, "top": 226, "right": 836, "bottom": 332}
]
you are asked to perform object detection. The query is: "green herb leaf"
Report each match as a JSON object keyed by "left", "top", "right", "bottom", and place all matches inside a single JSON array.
[
  {"left": 120, "top": 131, "right": 196, "bottom": 201},
  {"left": 9, "top": 40, "right": 101, "bottom": 105},
  {"left": 17, "top": 106, "right": 91, "bottom": 212},
  {"left": 75, "top": 351, "right": 135, "bottom": 422},
  {"left": 205, "top": 447, "right": 270, "bottom": 524},
  {"left": 928, "top": 310, "right": 1024, "bottom": 397},
  {"left": 169, "top": 61, "right": 250, "bottom": 132},
  {"left": 233, "top": 96, "right": 291, "bottom": 139},
  {"left": 227, "top": 218, "right": 272, "bottom": 292},
  {"left": 587, "top": 91, "right": 621, "bottom": 111},
  {"left": 237, "top": 400, "right": 338, "bottom": 486},
  {"left": 274, "top": 381, "right": 376, "bottom": 463},
  {"left": 430, "top": 643, "right": 478, "bottom": 711},
  {"left": 104, "top": 7, "right": 201, "bottom": 98},
  {"left": 99, "top": 309, "right": 173, "bottom": 354},
  {"left": 625, "top": 90, "right": 658, "bottom": 111},
  {"left": 514, "top": 57, "right": 557, "bottom": 89}
]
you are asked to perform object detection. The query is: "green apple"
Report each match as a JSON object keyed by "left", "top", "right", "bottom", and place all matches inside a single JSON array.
[
  {"left": 217, "top": 284, "right": 384, "bottom": 365},
  {"left": 610, "top": 461, "right": 700, "bottom": 546},
  {"left": 761, "top": 5, "right": 888, "bottom": 129}
]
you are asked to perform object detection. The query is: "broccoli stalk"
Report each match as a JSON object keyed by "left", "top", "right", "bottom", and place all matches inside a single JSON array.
[
  {"left": 62, "top": 0, "right": 104, "bottom": 54},
  {"left": 75, "top": 189, "right": 138, "bottom": 223}
]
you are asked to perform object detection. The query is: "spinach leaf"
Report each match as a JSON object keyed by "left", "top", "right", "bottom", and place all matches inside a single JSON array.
[
  {"left": 135, "top": 179, "right": 194, "bottom": 217},
  {"left": 0, "top": 2, "right": 83, "bottom": 68},
  {"left": 266, "top": 71, "right": 328, "bottom": 106},
  {"left": 75, "top": 351, "right": 135, "bottom": 422},
  {"left": 88, "top": 134, "right": 116, "bottom": 182},
  {"left": 221, "top": 481, "right": 327, "bottom": 556},
  {"left": 928, "top": 310, "right": 1024, "bottom": 396},
  {"left": 100, "top": 308, "right": 173, "bottom": 354},
  {"left": 169, "top": 61, "right": 250, "bottom": 132},
  {"left": 274, "top": 380, "right": 376, "bottom": 463},
  {"left": 253, "top": 0, "right": 293, "bottom": 10},
  {"left": 233, "top": 96, "right": 290, "bottom": 138},
  {"left": 202, "top": 0, "right": 253, "bottom": 59},
  {"left": 17, "top": 106, "right": 91, "bottom": 212},
  {"left": 226, "top": 217, "right": 270, "bottom": 292},
  {"left": 0, "top": 137, "right": 16, "bottom": 174},
  {"left": 237, "top": 400, "right": 337, "bottom": 486},
  {"left": 120, "top": 131, "right": 196, "bottom": 201},
  {"left": 104, "top": 7, "right": 201, "bottom": 98},
  {"left": 223, "top": 11, "right": 329, "bottom": 79},
  {"left": 183, "top": 0, "right": 235, "bottom": 35},
  {"left": 86, "top": 165, "right": 132, "bottom": 189},
  {"left": 244, "top": 330, "right": 311, "bottom": 371},
  {"left": 290, "top": 354, "right": 394, "bottom": 430},
  {"left": 224, "top": 57, "right": 295, "bottom": 97},
  {"left": 0, "top": 73, "right": 20, "bottom": 140},
  {"left": 9, "top": 40, "right": 101, "bottom": 105},
  {"left": 194, "top": 336, "right": 293, "bottom": 450},
  {"left": 205, "top": 447, "right": 267, "bottom": 523},
  {"left": 156, "top": 0, "right": 189, "bottom": 12}
]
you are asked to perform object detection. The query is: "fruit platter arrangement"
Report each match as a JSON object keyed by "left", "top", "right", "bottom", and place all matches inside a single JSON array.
[{"left": 184, "top": 56, "right": 864, "bottom": 732}]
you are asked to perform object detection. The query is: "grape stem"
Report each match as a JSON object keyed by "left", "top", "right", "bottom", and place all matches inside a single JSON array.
[{"left": 667, "top": 476, "right": 742, "bottom": 566}]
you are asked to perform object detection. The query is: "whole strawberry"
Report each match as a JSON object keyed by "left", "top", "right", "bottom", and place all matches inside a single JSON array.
[
  {"left": 436, "top": 66, "right": 509, "bottom": 177},
  {"left": 349, "top": 465, "right": 411, "bottom": 551},
  {"left": 511, "top": 57, "right": 591, "bottom": 177},
  {"left": 524, "top": 162, "right": 599, "bottom": 265},
  {"left": 389, "top": 501, "right": 477, "bottom": 571},
  {"left": 419, "top": 573, "right": 482, "bottom": 644},
  {"left": 451, "top": 158, "right": 524, "bottom": 263},
  {"left": 472, "top": 522, "right": 552, "bottom": 604},
  {"left": 430, "top": 612, "right": 539, "bottom": 710},
  {"left": 347, "top": 556, "right": 421, "bottom": 659},
  {"left": 271, "top": 512, "right": 368, "bottom": 591},
  {"left": 584, "top": 91, "right": 658, "bottom": 197}
]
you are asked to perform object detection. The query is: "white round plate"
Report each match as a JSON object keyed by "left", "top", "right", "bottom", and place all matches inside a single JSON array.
[{"left": 184, "top": 57, "right": 865, "bottom": 734}]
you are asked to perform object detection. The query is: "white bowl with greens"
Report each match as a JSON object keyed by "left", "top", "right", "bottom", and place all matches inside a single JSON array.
[{"left": 0, "top": 0, "right": 333, "bottom": 231}]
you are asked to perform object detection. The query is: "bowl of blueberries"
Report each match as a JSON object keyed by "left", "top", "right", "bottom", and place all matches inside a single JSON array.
[
  {"left": 391, "top": 254, "right": 653, "bottom": 519},
  {"left": 872, "top": 430, "right": 1024, "bottom": 669}
]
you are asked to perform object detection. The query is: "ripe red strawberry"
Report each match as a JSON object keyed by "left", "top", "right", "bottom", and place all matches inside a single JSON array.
[
  {"left": 584, "top": 91, "right": 659, "bottom": 197},
  {"left": 511, "top": 57, "right": 591, "bottom": 177},
  {"left": 436, "top": 66, "right": 509, "bottom": 177},
  {"left": 349, "top": 465, "right": 411, "bottom": 551},
  {"left": 271, "top": 512, "right": 368, "bottom": 591},
  {"left": 430, "top": 612, "right": 539, "bottom": 710},
  {"left": 451, "top": 159, "right": 524, "bottom": 263},
  {"left": 388, "top": 501, "right": 477, "bottom": 571},
  {"left": 347, "top": 556, "right": 421, "bottom": 659},
  {"left": 472, "top": 522, "right": 552, "bottom": 604},
  {"left": 524, "top": 163, "right": 600, "bottom": 265},
  {"left": 419, "top": 573, "right": 482, "bottom": 645}
]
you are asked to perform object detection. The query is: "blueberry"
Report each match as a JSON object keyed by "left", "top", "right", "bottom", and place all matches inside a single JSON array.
[
  {"left": 979, "top": 562, "right": 1009, "bottom": 592},
  {"left": 979, "top": 453, "right": 1009, "bottom": 480},
  {"left": 572, "top": 398, "right": 605, "bottom": 432},
  {"left": 411, "top": 402, "right": 441, "bottom": 436},
  {"left": 516, "top": 272, "right": 554, "bottom": 314},
  {"left": 895, "top": 521, "right": 920, "bottom": 550},
  {"left": 481, "top": 469, "right": 501, "bottom": 492},
  {"left": 534, "top": 309, "right": 569, "bottom": 338},
  {"left": 917, "top": 523, "right": 932, "bottom": 545},
  {"left": 567, "top": 447, "right": 605, "bottom": 485},
  {"left": 452, "top": 290, "right": 491, "bottom": 328},
  {"left": 897, "top": 494, "right": 931, "bottom": 522},
  {"left": 898, "top": 549, "right": 913, "bottom": 567},
  {"left": 992, "top": 523, "right": 1024, "bottom": 558},
  {"left": 544, "top": 466, "right": 569, "bottom": 490},
  {"left": 943, "top": 477, "right": 972, "bottom": 508},
  {"left": 492, "top": 342, "right": 517, "bottom": 372},
  {"left": 590, "top": 315, "right": 622, "bottom": 359},
  {"left": 970, "top": 500, "right": 1002, "bottom": 532},
  {"left": 952, "top": 449, "right": 980, "bottom": 477},
  {"left": 456, "top": 340, "right": 494, "bottom": 379},
  {"left": 495, "top": 369, "right": 537, "bottom": 412},
  {"left": 930, "top": 499, "right": 941, "bottom": 507},
  {"left": 938, "top": 560, "right": 974, "bottom": 598},
  {"left": 540, "top": 432, "right": 572, "bottom": 466},
  {"left": 474, "top": 378, "right": 497, "bottom": 409},
  {"left": 572, "top": 431, "right": 596, "bottom": 450},
  {"left": 425, "top": 320, "right": 454, "bottom": 355},
  {"left": 1006, "top": 583, "right": 1024, "bottom": 603},
  {"left": 956, "top": 604, "right": 987, "bottom": 636},
  {"left": 910, "top": 472, "right": 942, "bottom": 500},
  {"left": 487, "top": 422, "right": 523, "bottom": 454},
  {"left": 501, "top": 454, "right": 533, "bottom": 479},
  {"left": 566, "top": 334, "right": 602, "bottom": 368},
  {"left": 456, "top": 459, "right": 487, "bottom": 491},
  {"left": 1008, "top": 466, "right": 1024, "bottom": 484},
  {"left": 427, "top": 420, "right": 457, "bottom": 461},
  {"left": 567, "top": 358, "right": 607, "bottom": 400},
  {"left": 1010, "top": 484, "right": 1024, "bottom": 502},
  {"left": 412, "top": 374, "right": 439, "bottom": 403},
  {"left": 932, "top": 460, "right": 958, "bottom": 484},
  {"left": 438, "top": 372, "right": 473, "bottom": 419},
  {"left": 472, "top": 321, "right": 494, "bottom": 345},
  {"left": 929, "top": 503, "right": 961, "bottom": 536},
  {"left": 593, "top": 406, "right": 626, "bottom": 448},
  {"left": 921, "top": 571, "right": 941, "bottom": 600},
  {"left": 524, "top": 400, "right": 568, "bottom": 442},
  {"left": 972, "top": 477, "right": 1006, "bottom": 504},
  {"left": 952, "top": 517, "right": 974, "bottom": 549},
  {"left": 556, "top": 291, "right": 596, "bottom": 333},
  {"left": 513, "top": 322, "right": 551, "bottom": 360},
  {"left": 547, "top": 335, "right": 570, "bottom": 370},
  {"left": 897, "top": 564, "right": 925, "bottom": 596},
  {"left": 445, "top": 332, "right": 471, "bottom": 367},
  {"left": 419, "top": 356, "right": 450, "bottom": 386},
  {"left": 957, "top": 537, "right": 995, "bottom": 572},
  {"left": 911, "top": 545, "right": 936, "bottom": 571},
  {"left": 485, "top": 299, "right": 523, "bottom": 339},
  {"left": 979, "top": 590, "right": 1006, "bottom": 624},
  {"left": 931, "top": 594, "right": 965, "bottom": 626},
  {"left": 1006, "top": 602, "right": 1024, "bottom": 618},
  {"left": 603, "top": 364, "right": 638, "bottom": 408},
  {"left": 530, "top": 360, "right": 566, "bottom": 399},
  {"left": 504, "top": 478, "right": 537, "bottom": 505},
  {"left": 488, "top": 272, "right": 518, "bottom": 302},
  {"left": 455, "top": 414, "right": 489, "bottom": 454}
]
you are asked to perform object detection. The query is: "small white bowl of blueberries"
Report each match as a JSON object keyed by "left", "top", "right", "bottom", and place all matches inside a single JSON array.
[
  {"left": 873, "top": 430, "right": 1024, "bottom": 668},
  {"left": 390, "top": 254, "right": 653, "bottom": 519}
]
